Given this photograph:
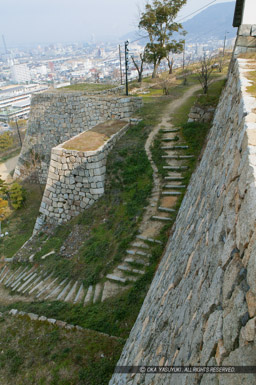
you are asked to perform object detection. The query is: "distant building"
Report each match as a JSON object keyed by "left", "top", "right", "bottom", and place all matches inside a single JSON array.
[{"left": 11, "top": 64, "right": 31, "bottom": 84}]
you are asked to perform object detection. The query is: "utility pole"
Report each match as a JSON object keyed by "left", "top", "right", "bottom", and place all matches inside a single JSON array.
[
  {"left": 2, "top": 35, "right": 7, "bottom": 54},
  {"left": 15, "top": 118, "right": 22, "bottom": 147},
  {"left": 223, "top": 31, "right": 229, "bottom": 57},
  {"left": 125, "top": 40, "right": 129, "bottom": 96},
  {"left": 183, "top": 40, "right": 186, "bottom": 70},
  {"left": 219, "top": 31, "right": 229, "bottom": 73},
  {"left": 119, "top": 45, "right": 123, "bottom": 85}
]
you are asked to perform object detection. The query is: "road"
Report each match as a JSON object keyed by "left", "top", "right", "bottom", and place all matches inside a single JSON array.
[{"left": 0, "top": 155, "right": 19, "bottom": 182}]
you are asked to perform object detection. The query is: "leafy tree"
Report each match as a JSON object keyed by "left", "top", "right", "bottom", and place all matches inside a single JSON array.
[
  {"left": 0, "top": 132, "right": 13, "bottom": 151},
  {"left": 0, "top": 197, "right": 8, "bottom": 236},
  {"left": 139, "top": 0, "right": 186, "bottom": 78},
  {"left": 9, "top": 183, "right": 25, "bottom": 210}
]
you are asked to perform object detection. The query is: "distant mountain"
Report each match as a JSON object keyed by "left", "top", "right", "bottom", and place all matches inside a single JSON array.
[
  {"left": 183, "top": 2, "right": 236, "bottom": 42},
  {"left": 122, "top": 1, "right": 236, "bottom": 44}
]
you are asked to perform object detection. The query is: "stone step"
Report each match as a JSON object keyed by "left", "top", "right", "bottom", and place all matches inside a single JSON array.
[
  {"left": 9, "top": 267, "right": 29, "bottom": 288},
  {"left": 44, "top": 278, "right": 68, "bottom": 300},
  {"left": 158, "top": 206, "right": 176, "bottom": 213},
  {"left": 84, "top": 285, "right": 93, "bottom": 305},
  {"left": 93, "top": 283, "right": 102, "bottom": 303},
  {"left": 12, "top": 269, "right": 35, "bottom": 291},
  {"left": 36, "top": 277, "right": 59, "bottom": 298},
  {"left": 4, "top": 267, "right": 22, "bottom": 287},
  {"left": 162, "top": 155, "right": 194, "bottom": 159},
  {"left": 124, "top": 257, "right": 150, "bottom": 266},
  {"left": 164, "top": 176, "right": 185, "bottom": 181},
  {"left": 65, "top": 281, "right": 78, "bottom": 302},
  {"left": 164, "top": 185, "right": 186, "bottom": 189},
  {"left": 106, "top": 274, "right": 127, "bottom": 284},
  {"left": 164, "top": 145, "right": 189, "bottom": 149},
  {"left": 136, "top": 235, "right": 162, "bottom": 244},
  {"left": 117, "top": 264, "right": 144, "bottom": 275},
  {"left": 131, "top": 241, "right": 149, "bottom": 250},
  {"left": 163, "top": 166, "right": 188, "bottom": 170},
  {"left": 126, "top": 249, "right": 150, "bottom": 257},
  {"left": 17, "top": 273, "right": 38, "bottom": 293},
  {"left": 22, "top": 275, "right": 42, "bottom": 294},
  {"left": 29, "top": 272, "right": 53, "bottom": 295},
  {"left": 8, "top": 267, "right": 28, "bottom": 287},
  {"left": 162, "top": 128, "right": 180, "bottom": 132},
  {"left": 74, "top": 283, "right": 84, "bottom": 304},
  {"left": 151, "top": 216, "right": 172, "bottom": 222},
  {"left": 0, "top": 266, "right": 7, "bottom": 280},
  {"left": 0, "top": 268, "right": 10, "bottom": 284},
  {"left": 161, "top": 138, "right": 180, "bottom": 142},
  {"left": 56, "top": 281, "right": 72, "bottom": 301},
  {"left": 162, "top": 191, "right": 182, "bottom": 196}
]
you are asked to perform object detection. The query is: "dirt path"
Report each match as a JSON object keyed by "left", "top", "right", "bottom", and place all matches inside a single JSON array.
[
  {"left": 0, "top": 155, "right": 19, "bottom": 182},
  {"left": 140, "top": 84, "right": 202, "bottom": 237}
]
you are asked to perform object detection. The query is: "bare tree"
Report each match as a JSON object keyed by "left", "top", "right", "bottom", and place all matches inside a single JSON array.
[
  {"left": 131, "top": 50, "right": 146, "bottom": 83},
  {"left": 197, "top": 54, "right": 214, "bottom": 94},
  {"left": 157, "top": 73, "right": 176, "bottom": 95}
]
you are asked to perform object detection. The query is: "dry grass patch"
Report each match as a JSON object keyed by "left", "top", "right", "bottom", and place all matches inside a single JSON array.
[{"left": 63, "top": 120, "right": 127, "bottom": 151}]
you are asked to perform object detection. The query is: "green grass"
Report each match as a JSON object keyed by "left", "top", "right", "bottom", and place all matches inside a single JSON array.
[
  {"left": 0, "top": 184, "right": 43, "bottom": 258},
  {"left": 0, "top": 240, "right": 163, "bottom": 339},
  {"left": 0, "top": 315, "right": 123, "bottom": 385},
  {"left": 28, "top": 122, "right": 153, "bottom": 286},
  {"left": 58, "top": 83, "right": 115, "bottom": 92}
]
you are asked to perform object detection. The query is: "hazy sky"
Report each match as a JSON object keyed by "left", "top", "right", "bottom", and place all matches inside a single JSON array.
[{"left": 1, "top": 0, "right": 235, "bottom": 47}]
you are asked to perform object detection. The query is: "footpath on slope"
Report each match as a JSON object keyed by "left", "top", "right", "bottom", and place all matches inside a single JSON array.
[
  {"left": 0, "top": 154, "right": 19, "bottom": 182},
  {"left": 0, "top": 83, "right": 203, "bottom": 308}
]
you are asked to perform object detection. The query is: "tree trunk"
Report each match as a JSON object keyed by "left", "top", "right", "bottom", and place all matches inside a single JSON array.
[{"left": 152, "top": 62, "right": 160, "bottom": 78}]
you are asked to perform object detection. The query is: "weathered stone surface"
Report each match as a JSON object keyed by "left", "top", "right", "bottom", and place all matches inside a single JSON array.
[
  {"left": 109, "top": 59, "right": 256, "bottom": 385},
  {"left": 220, "top": 345, "right": 256, "bottom": 385},
  {"left": 14, "top": 90, "right": 142, "bottom": 184},
  {"left": 34, "top": 121, "right": 130, "bottom": 231}
]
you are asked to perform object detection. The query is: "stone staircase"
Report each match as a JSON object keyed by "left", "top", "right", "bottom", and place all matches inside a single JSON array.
[{"left": 0, "top": 104, "right": 192, "bottom": 306}]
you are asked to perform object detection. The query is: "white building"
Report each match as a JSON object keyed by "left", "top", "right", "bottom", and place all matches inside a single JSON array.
[{"left": 11, "top": 64, "right": 31, "bottom": 84}]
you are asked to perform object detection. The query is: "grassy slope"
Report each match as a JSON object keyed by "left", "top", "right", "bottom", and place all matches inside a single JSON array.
[{"left": 0, "top": 315, "right": 123, "bottom": 385}]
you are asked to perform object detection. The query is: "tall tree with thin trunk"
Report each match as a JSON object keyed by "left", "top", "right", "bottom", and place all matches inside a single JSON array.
[
  {"left": 139, "top": 0, "right": 186, "bottom": 78},
  {"left": 131, "top": 50, "right": 146, "bottom": 82}
]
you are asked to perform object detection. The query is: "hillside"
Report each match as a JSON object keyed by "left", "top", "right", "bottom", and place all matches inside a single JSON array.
[
  {"left": 122, "top": 1, "right": 236, "bottom": 44},
  {"left": 183, "top": 1, "right": 236, "bottom": 42}
]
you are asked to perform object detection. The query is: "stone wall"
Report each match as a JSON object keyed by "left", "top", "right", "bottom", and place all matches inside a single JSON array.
[
  {"left": 188, "top": 104, "right": 215, "bottom": 123},
  {"left": 234, "top": 24, "right": 256, "bottom": 56},
  {"left": 109, "top": 58, "right": 256, "bottom": 385},
  {"left": 14, "top": 91, "right": 142, "bottom": 184},
  {"left": 33, "top": 121, "right": 130, "bottom": 233}
]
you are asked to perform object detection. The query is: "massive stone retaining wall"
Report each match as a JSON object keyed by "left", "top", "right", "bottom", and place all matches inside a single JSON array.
[
  {"left": 14, "top": 91, "right": 142, "bottom": 184},
  {"left": 34, "top": 121, "right": 130, "bottom": 232},
  {"left": 110, "top": 59, "right": 256, "bottom": 385}
]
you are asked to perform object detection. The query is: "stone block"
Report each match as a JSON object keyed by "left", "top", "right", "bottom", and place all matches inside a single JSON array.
[
  {"left": 28, "top": 313, "right": 39, "bottom": 321},
  {"left": 238, "top": 24, "right": 252, "bottom": 37},
  {"left": 251, "top": 25, "right": 256, "bottom": 37}
]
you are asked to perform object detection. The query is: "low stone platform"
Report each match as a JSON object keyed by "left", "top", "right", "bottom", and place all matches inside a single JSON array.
[{"left": 34, "top": 119, "right": 130, "bottom": 232}]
